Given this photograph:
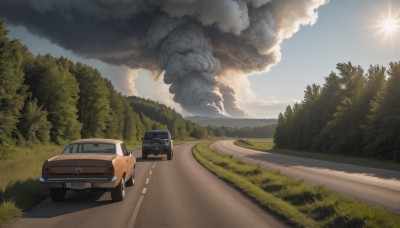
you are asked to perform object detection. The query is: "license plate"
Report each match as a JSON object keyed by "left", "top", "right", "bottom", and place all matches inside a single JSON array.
[{"left": 71, "top": 181, "right": 86, "bottom": 189}]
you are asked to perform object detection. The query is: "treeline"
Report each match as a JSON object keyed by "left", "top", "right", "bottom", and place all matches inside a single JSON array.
[
  {"left": 206, "top": 125, "right": 274, "bottom": 138},
  {"left": 127, "top": 96, "right": 209, "bottom": 139},
  {"left": 127, "top": 97, "right": 275, "bottom": 139},
  {"left": 0, "top": 19, "right": 208, "bottom": 145},
  {"left": 274, "top": 62, "right": 400, "bottom": 162}
]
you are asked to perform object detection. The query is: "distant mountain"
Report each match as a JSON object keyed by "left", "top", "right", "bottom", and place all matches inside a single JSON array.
[{"left": 185, "top": 116, "right": 277, "bottom": 128}]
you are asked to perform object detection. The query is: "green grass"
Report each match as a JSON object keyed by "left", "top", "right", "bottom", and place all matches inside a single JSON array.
[
  {"left": 0, "top": 143, "right": 63, "bottom": 226},
  {"left": 124, "top": 140, "right": 143, "bottom": 151},
  {"left": 0, "top": 200, "right": 21, "bottom": 225},
  {"left": 193, "top": 141, "right": 400, "bottom": 227},
  {"left": 234, "top": 138, "right": 400, "bottom": 172}
]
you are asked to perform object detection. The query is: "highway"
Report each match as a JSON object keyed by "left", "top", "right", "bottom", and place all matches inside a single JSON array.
[
  {"left": 211, "top": 140, "right": 400, "bottom": 214},
  {"left": 4, "top": 143, "right": 285, "bottom": 228}
]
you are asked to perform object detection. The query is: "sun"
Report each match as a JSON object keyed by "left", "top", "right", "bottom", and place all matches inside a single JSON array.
[
  {"left": 381, "top": 17, "right": 399, "bottom": 35},
  {"left": 371, "top": 0, "right": 400, "bottom": 43}
]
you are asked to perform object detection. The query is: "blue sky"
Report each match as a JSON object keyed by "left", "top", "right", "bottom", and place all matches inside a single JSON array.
[
  {"left": 6, "top": 0, "right": 400, "bottom": 118},
  {"left": 252, "top": 0, "right": 400, "bottom": 102}
]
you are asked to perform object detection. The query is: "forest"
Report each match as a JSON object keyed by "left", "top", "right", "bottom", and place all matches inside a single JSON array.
[
  {"left": 0, "top": 19, "right": 215, "bottom": 145},
  {"left": 274, "top": 62, "right": 400, "bottom": 162}
]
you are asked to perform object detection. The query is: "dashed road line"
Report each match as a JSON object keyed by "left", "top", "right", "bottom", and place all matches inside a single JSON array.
[
  {"left": 129, "top": 161, "right": 156, "bottom": 227},
  {"left": 128, "top": 195, "right": 144, "bottom": 227}
]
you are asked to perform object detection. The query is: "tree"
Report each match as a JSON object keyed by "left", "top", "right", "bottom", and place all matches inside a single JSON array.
[
  {"left": 310, "top": 72, "right": 342, "bottom": 152},
  {"left": 18, "top": 99, "right": 51, "bottom": 142},
  {"left": 25, "top": 54, "right": 81, "bottom": 144},
  {"left": 103, "top": 80, "right": 125, "bottom": 139},
  {"left": 0, "top": 19, "right": 27, "bottom": 145},
  {"left": 71, "top": 63, "right": 112, "bottom": 138},
  {"left": 122, "top": 99, "right": 135, "bottom": 140},
  {"left": 274, "top": 106, "right": 293, "bottom": 148},
  {"left": 320, "top": 63, "right": 366, "bottom": 154},
  {"left": 364, "top": 62, "right": 400, "bottom": 161}
]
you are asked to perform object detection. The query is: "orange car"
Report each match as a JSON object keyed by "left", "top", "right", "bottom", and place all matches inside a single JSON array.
[{"left": 40, "top": 138, "right": 136, "bottom": 202}]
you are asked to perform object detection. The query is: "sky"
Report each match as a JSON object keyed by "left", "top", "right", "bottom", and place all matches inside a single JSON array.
[{"left": 5, "top": 0, "right": 400, "bottom": 119}]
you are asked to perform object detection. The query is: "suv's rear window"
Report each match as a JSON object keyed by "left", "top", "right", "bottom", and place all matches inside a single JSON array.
[{"left": 144, "top": 132, "right": 169, "bottom": 140}]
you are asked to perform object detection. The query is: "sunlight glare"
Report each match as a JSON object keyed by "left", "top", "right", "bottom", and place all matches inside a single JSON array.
[
  {"left": 370, "top": 0, "right": 400, "bottom": 45},
  {"left": 381, "top": 18, "right": 399, "bottom": 34}
]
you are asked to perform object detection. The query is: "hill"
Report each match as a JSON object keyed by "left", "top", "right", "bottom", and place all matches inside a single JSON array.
[
  {"left": 185, "top": 116, "right": 277, "bottom": 128},
  {"left": 127, "top": 96, "right": 208, "bottom": 139}
]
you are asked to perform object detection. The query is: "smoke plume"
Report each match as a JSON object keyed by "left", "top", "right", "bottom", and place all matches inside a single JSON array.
[{"left": 0, "top": 0, "right": 325, "bottom": 117}]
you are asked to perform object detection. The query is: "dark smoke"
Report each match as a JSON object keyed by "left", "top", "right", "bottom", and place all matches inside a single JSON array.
[{"left": 0, "top": 0, "right": 325, "bottom": 117}]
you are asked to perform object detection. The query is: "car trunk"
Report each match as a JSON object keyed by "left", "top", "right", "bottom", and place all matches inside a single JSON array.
[{"left": 46, "top": 154, "right": 116, "bottom": 178}]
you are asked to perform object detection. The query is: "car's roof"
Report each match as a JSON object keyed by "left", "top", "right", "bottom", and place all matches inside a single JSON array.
[
  {"left": 70, "top": 138, "right": 123, "bottom": 144},
  {"left": 145, "top": 130, "right": 170, "bottom": 133}
]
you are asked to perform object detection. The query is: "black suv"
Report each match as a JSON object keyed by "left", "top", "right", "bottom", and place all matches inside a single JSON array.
[{"left": 141, "top": 130, "right": 174, "bottom": 160}]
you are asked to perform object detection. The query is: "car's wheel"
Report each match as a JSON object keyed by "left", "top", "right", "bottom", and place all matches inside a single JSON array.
[
  {"left": 49, "top": 188, "right": 66, "bottom": 201},
  {"left": 126, "top": 168, "right": 135, "bottom": 187},
  {"left": 142, "top": 152, "right": 148, "bottom": 159},
  {"left": 167, "top": 150, "right": 172, "bottom": 160},
  {"left": 111, "top": 178, "right": 125, "bottom": 202}
]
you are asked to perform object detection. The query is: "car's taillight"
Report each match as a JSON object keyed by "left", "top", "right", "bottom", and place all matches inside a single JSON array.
[
  {"left": 107, "top": 166, "right": 114, "bottom": 178},
  {"left": 43, "top": 166, "right": 50, "bottom": 178}
]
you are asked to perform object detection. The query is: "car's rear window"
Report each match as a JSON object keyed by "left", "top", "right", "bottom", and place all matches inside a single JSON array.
[
  {"left": 62, "top": 143, "right": 116, "bottom": 154},
  {"left": 144, "top": 132, "right": 169, "bottom": 140}
]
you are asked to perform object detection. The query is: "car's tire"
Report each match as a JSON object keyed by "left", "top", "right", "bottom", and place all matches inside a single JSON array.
[
  {"left": 142, "top": 152, "right": 148, "bottom": 159},
  {"left": 111, "top": 178, "right": 125, "bottom": 202},
  {"left": 49, "top": 188, "right": 66, "bottom": 201},
  {"left": 167, "top": 150, "right": 172, "bottom": 160},
  {"left": 126, "top": 168, "right": 135, "bottom": 187}
]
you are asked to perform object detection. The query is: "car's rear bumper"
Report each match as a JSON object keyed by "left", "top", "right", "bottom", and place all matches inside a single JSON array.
[{"left": 39, "top": 177, "right": 117, "bottom": 189}]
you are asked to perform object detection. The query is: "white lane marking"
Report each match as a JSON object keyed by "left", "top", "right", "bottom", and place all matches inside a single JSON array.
[
  {"left": 127, "top": 161, "right": 156, "bottom": 227},
  {"left": 127, "top": 195, "right": 144, "bottom": 228}
]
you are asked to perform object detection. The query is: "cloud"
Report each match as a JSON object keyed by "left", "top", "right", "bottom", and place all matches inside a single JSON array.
[{"left": 0, "top": 0, "right": 326, "bottom": 117}]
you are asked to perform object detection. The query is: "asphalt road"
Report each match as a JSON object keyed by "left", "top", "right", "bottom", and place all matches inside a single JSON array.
[
  {"left": 5, "top": 142, "right": 286, "bottom": 228},
  {"left": 211, "top": 140, "right": 400, "bottom": 214}
]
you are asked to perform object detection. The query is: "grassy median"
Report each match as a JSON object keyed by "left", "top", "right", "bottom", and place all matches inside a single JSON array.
[
  {"left": 235, "top": 138, "right": 400, "bottom": 172},
  {"left": 192, "top": 141, "right": 400, "bottom": 227}
]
